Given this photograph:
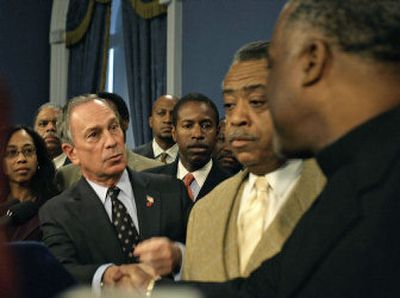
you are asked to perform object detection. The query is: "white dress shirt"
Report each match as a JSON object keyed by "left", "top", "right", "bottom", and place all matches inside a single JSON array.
[
  {"left": 152, "top": 139, "right": 178, "bottom": 164},
  {"left": 176, "top": 159, "right": 213, "bottom": 201},
  {"left": 238, "top": 159, "right": 303, "bottom": 232},
  {"left": 53, "top": 152, "right": 68, "bottom": 169}
]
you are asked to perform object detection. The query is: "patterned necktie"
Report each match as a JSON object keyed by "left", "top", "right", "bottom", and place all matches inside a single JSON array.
[
  {"left": 238, "top": 176, "right": 270, "bottom": 273},
  {"left": 183, "top": 173, "right": 195, "bottom": 201},
  {"left": 107, "top": 186, "right": 140, "bottom": 263},
  {"left": 160, "top": 152, "right": 169, "bottom": 164}
]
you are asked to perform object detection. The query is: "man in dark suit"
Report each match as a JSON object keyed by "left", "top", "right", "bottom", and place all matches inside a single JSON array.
[
  {"left": 112, "top": 0, "right": 400, "bottom": 296},
  {"left": 133, "top": 95, "right": 179, "bottom": 164},
  {"left": 145, "top": 93, "right": 231, "bottom": 202},
  {"left": 39, "top": 95, "right": 191, "bottom": 292}
]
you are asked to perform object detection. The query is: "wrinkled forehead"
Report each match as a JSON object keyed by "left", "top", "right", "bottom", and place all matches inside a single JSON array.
[
  {"left": 223, "top": 59, "right": 268, "bottom": 90},
  {"left": 70, "top": 100, "right": 117, "bottom": 127},
  {"left": 37, "top": 107, "right": 61, "bottom": 119}
]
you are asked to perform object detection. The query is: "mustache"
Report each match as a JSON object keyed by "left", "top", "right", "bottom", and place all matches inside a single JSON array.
[
  {"left": 218, "top": 151, "right": 237, "bottom": 160},
  {"left": 227, "top": 130, "right": 257, "bottom": 143},
  {"left": 187, "top": 144, "right": 209, "bottom": 149},
  {"left": 44, "top": 131, "right": 59, "bottom": 138}
]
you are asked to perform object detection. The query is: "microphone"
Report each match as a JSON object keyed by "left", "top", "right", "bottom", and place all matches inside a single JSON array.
[{"left": 1, "top": 201, "right": 39, "bottom": 226}]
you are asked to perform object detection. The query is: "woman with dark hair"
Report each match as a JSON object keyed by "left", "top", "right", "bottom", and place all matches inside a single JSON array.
[{"left": 0, "top": 125, "right": 59, "bottom": 241}]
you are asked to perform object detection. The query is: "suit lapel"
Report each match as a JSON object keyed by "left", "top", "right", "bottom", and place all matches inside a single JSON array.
[
  {"left": 244, "top": 159, "right": 324, "bottom": 276},
  {"left": 73, "top": 178, "right": 125, "bottom": 262},
  {"left": 221, "top": 170, "right": 249, "bottom": 279},
  {"left": 197, "top": 162, "right": 226, "bottom": 200},
  {"left": 129, "top": 170, "right": 161, "bottom": 240}
]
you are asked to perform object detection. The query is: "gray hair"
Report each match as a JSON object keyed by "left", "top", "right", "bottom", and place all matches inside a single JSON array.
[
  {"left": 58, "top": 94, "right": 113, "bottom": 145},
  {"left": 287, "top": 0, "right": 400, "bottom": 62},
  {"left": 33, "top": 102, "right": 62, "bottom": 126},
  {"left": 222, "top": 41, "right": 270, "bottom": 89},
  {"left": 232, "top": 40, "right": 270, "bottom": 65}
]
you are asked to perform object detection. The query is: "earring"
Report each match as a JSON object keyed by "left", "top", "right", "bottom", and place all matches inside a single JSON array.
[{"left": 37, "top": 164, "right": 40, "bottom": 170}]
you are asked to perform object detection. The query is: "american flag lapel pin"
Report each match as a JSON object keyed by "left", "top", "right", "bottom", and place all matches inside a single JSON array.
[{"left": 146, "top": 195, "right": 155, "bottom": 207}]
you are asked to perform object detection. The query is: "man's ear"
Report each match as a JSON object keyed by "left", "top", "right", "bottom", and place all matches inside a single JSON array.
[
  {"left": 148, "top": 116, "right": 153, "bottom": 129},
  {"left": 171, "top": 127, "right": 177, "bottom": 142},
  {"left": 62, "top": 143, "right": 80, "bottom": 166},
  {"left": 300, "top": 39, "right": 330, "bottom": 86}
]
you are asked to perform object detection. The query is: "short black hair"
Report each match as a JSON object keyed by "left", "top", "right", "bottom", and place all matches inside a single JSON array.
[
  {"left": 172, "top": 92, "right": 219, "bottom": 126},
  {"left": 287, "top": 0, "right": 400, "bottom": 62},
  {"left": 97, "top": 92, "right": 130, "bottom": 122},
  {"left": 232, "top": 40, "right": 270, "bottom": 63},
  {"left": 0, "top": 125, "right": 58, "bottom": 203}
]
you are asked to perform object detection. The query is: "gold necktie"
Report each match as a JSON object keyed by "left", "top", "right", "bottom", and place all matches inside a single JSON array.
[
  {"left": 160, "top": 152, "right": 168, "bottom": 164},
  {"left": 238, "top": 176, "right": 269, "bottom": 273}
]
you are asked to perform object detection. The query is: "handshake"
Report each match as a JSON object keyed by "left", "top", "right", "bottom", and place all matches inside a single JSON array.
[{"left": 101, "top": 237, "right": 182, "bottom": 294}]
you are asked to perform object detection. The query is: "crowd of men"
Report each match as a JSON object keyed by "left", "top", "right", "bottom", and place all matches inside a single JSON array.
[{"left": 2, "top": 0, "right": 400, "bottom": 297}]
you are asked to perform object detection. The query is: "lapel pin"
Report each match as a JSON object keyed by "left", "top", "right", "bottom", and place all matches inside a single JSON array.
[{"left": 146, "top": 195, "right": 155, "bottom": 207}]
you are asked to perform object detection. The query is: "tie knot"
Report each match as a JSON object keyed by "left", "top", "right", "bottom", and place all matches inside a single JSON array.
[
  {"left": 183, "top": 173, "right": 195, "bottom": 186},
  {"left": 107, "top": 186, "right": 120, "bottom": 200},
  {"left": 254, "top": 176, "right": 268, "bottom": 192},
  {"left": 160, "top": 152, "right": 168, "bottom": 163}
]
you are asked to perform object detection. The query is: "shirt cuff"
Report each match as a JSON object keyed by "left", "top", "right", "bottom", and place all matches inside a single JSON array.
[
  {"left": 91, "top": 263, "right": 113, "bottom": 296},
  {"left": 173, "top": 242, "right": 185, "bottom": 281}
]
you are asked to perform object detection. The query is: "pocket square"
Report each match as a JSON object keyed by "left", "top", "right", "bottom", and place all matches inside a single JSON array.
[{"left": 146, "top": 195, "right": 155, "bottom": 207}]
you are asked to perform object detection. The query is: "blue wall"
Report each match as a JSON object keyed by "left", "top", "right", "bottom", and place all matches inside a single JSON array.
[
  {"left": 182, "top": 0, "right": 286, "bottom": 115},
  {"left": 0, "top": 1, "right": 52, "bottom": 126}
]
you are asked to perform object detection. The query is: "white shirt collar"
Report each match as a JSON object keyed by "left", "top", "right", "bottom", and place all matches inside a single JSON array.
[
  {"left": 176, "top": 159, "right": 213, "bottom": 189},
  {"left": 152, "top": 139, "right": 178, "bottom": 162},
  {"left": 86, "top": 169, "right": 131, "bottom": 203},
  {"left": 248, "top": 159, "right": 303, "bottom": 197},
  {"left": 53, "top": 152, "right": 67, "bottom": 169},
  {"left": 241, "top": 159, "right": 304, "bottom": 231}
]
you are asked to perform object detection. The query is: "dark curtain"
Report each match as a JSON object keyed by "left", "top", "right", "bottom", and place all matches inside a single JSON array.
[
  {"left": 66, "top": 0, "right": 111, "bottom": 98},
  {"left": 121, "top": 0, "right": 167, "bottom": 146}
]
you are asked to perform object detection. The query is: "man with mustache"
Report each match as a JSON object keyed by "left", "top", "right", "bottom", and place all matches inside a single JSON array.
[
  {"left": 182, "top": 41, "right": 324, "bottom": 282},
  {"left": 34, "top": 103, "right": 70, "bottom": 169},
  {"left": 134, "top": 95, "right": 179, "bottom": 164},
  {"left": 212, "top": 118, "right": 243, "bottom": 175},
  {"left": 39, "top": 94, "right": 191, "bottom": 292},
  {"left": 146, "top": 92, "right": 231, "bottom": 202}
]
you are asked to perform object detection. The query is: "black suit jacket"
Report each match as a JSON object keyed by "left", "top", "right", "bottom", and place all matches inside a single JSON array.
[
  {"left": 145, "top": 159, "right": 231, "bottom": 201},
  {"left": 175, "top": 108, "right": 400, "bottom": 297},
  {"left": 133, "top": 141, "right": 155, "bottom": 159},
  {"left": 39, "top": 168, "right": 192, "bottom": 284}
]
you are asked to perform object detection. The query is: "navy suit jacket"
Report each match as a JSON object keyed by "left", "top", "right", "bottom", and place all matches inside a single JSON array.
[
  {"left": 145, "top": 159, "right": 231, "bottom": 201},
  {"left": 39, "top": 168, "right": 192, "bottom": 284}
]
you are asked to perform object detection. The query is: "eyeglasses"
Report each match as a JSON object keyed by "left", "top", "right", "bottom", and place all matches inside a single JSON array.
[{"left": 5, "top": 146, "right": 36, "bottom": 159}]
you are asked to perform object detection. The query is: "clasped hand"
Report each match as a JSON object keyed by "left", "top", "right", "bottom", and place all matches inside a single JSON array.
[{"left": 102, "top": 237, "right": 181, "bottom": 292}]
